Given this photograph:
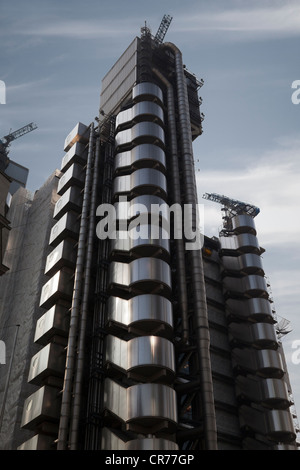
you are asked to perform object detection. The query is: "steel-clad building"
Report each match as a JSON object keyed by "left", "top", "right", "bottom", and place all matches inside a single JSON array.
[{"left": 0, "top": 22, "right": 298, "bottom": 451}]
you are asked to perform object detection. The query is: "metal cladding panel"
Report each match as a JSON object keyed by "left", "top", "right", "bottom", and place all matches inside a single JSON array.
[
  {"left": 17, "top": 434, "right": 55, "bottom": 450},
  {"left": 108, "top": 259, "right": 171, "bottom": 290},
  {"left": 235, "top": 375, "right": 289, "bottom": 406},
  {"left": 106, "top": 295, "right": 173, "bottom": 333},
  {"left": 219, "top": 233, "right": 260, "bottom": 253},
  {"left": 132, "top": 82, "right": 164, "bottom": 104},
  {"left": 226, "top": 297, "right": 273, "bottom": 322},
  {"left": 53, "top": 186, "right": 83, "bottom": 220},
  {"left": 125, "top": 438, "right": 178, "bottom": 451},
  {"left": 232, "top": 348, "right": 284, "bottom": 377},
  {"left": 114, "top": 144, "right": 166, "bottom": 173},
  {"left": 115, "top": 122, "right": 165, "bottom": 150},
  {"left": 223, "top": 274, "right": 268, "bottom": 297},
  {"left": 115, "top": 102, "right": 164, "bottom": 129},
  {"left": 114, "top": 195, "right": 171, "bottom": 226},
  {"left": 100, "top": 37, "right": 138, "bottom": 119},
  {"left": 61, "top": 142, "right": 87, "bottom": 173},
  {"left": 222, "top": 253, "right": 264, "bottom": 274},
  {"left": 229, "top": 322, "right": 278, "bottom": 349},
  {"left": 64, "top": 122, "right": 89, "bottom": 152},
  {"left": 21, "top": 386, "right": 61, "bottom": 430},
  {"left": 105, "top": 335, "right": 175, "bottom": 377},
  {"left": 103, "top": 378, "right": 127, "bottom": 422},
  {"left": 39, "top": 268, "right": 74, "bottom": 310},
  {"left": 44, "top": 239, "right": 77, "bottom": 276},
  {"left": 34, "top": 303, "right": 70, "bottom": 345},
  {"left": 28, "top": 342, "right": 66, "bottom": 385},
  {"left": 57, "top": 163, "right": 85, "bottom": 196},
  {"left": 127, "top": 383, "right": 177, "bottom": 426},
  {"left": 110, "top": 225, "right": 170, "bottom": 257},
  {"left": 49, "top": 211, "right": 80, "bottom": 247},
  {"left": 232, "top": 214, "right": 257, "bottom": 235},
  {"left": 267, "top": 409, "right": 296, "bottom": 441}
]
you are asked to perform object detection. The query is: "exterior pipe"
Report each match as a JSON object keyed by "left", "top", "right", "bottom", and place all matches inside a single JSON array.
[
  {"left": 152, "top": 68, "right": 189, "bottom": 344},
  {"left": 69, "top": 134, "right": 101, "bottom": 449},
  {"left": 57, "top": 122, "right": 95, "bottom": 450},
  {"left": 162, "top": 43, "right": 218, "bottom": 450}
]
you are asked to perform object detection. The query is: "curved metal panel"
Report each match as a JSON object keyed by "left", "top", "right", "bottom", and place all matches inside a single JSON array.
[
  {"left": 232, "top": 348, "right": 284, "bottom": 378},
  {"left": 229, "top": 322, "right": 278, "bottom": 349},
  {"left": 232, "top": 214, "right": 257, "bottom": 235},
  {"left": 106, "top": 294, "right": 173, "bottom": 334},
  {"left": 115, "top": 122, "right": 165, "bottom": 150},
  {"left": 222, "top": 253, "right": 264, "bottom": 275},
  {"left": 226, "top": 297, "right": 274, "bottom": 323},
  {"left": 34, "top": 303, "right": 70, "bottom": 345},
  {"left": 21, "top": 386, "right": 61, "bottom": 430},
  {"left": 116, "top": 102, "right": 164, "bottom": 129},
  {"left": 223, "top": 274, "right": 268, "bottom": 298},
  {"left": 132, "top": 82, "right": 163, "bottom": 104},
  {"left": 113, "top": 168, "right": 167, "bottom": 199},
  {"left": 235, "top": 375, "right": 290, "bottom": 408},
  {"left": 114, "top": 144, "right": 166, "bottom": 173},
  {"left": 267, "top": 409, "right": 296, "bottom": 442},
  {"left": 219, "top": 233, "right": 260, "bottom": 254},
  {"left": 108, "top": 259, "right": 172, "bottom": 292},
  {"left": 114, "top": 195, "right": 171, "bottom": 227},
  {"left": 127, "top": 383, "right": 177, "bottom": 427},
  {"left": 44, "top": 239, "right": 77, "bottom": 276}
]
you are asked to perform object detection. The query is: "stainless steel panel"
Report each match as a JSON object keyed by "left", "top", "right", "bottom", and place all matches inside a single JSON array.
[
  {"left": 229, "top": 322, "right": 277, "bottom": 349},
  {"left": 106, "top": 294, "right": 173, "bottom": 334},
  {"left": 61, "top": 142, "right": 87, "bottom": 173},
  {"left": 267, "top": 409, "right": 296, "bottom": 442},
  {"left": 222, "top": 253, "right": 264, "bottom": 275},
  {"left": 57, "top": 163, "right": 85, "bottom": 196},
  {"left": 44, "top": 239, "right": 77, "bottom": 276},
  {"left": 116, "top": 102, "right": 164, "bottom": 129},
  {"left": 219, "top": 233, "right": 260, "bottom": 253},
  {"left": 226, "top": 297, "right": 274, "bottom": 323},
  {"left": 17, "top": 434, "right": 55, "bottom": 450},
  {"left": 232, "top": 348, "right": 284, "bottom": 378},
  {"left": 113, "top": 168, "right": 167, "bottom": 198},
  {"left": 21, "top": 385, "right": 61, "bottom": 430},
  {"left": 64, "top": 122, "right": 89, "bottom": 152},
  {"left": 132, "top": 82, "right": 164, "bottom": 105},
  {"left": 108, "top": 259, "right": 172, "bottom": 291},
  {"left": 223, "top": 274, "right": 268, "bottom": 298},
  {"left": 114, "top": 144, "right": 166, "bottom": 173},
  {"left": 103, "top": 379, "right": 177, "bottom": 429},
  {"left": 49, "top": 211, "right": 80, "bottom": 247},
  {"left": 53, "top": 186, "right": 83, "bottom": 220},
  {"left": 110, "top": 225, "right": 170, "bottom": 258},
  {"left": 105, "top": 335, "right": 175, "bottom": 378},
  {"left": 232, "top": 214, "right": 257, "bottom": 235},
  {"left": 127, "top": 383, "right": 177, "bottom": 426},
  {"left": 34, "top": 303, "right": 70, "bottom": 345},
  {"left": 236, "top": 375, "right": 290, "bottom": 408},
  {"left": 39, "top": 268, "right": 74, "bottom": 310},
  {"left": 114, "top": 195, "right": 171, "bottom": 227},
  {"left": 115, "top": 122, "right": 165, "bottom": 150},
  {"left": 28, "top": 342, "right": 66, "bottom": 385}
]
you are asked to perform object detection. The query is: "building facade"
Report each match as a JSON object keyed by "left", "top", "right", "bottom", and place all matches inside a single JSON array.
[{"left": 0, "top": 25, "right": 298, "bottom": 451}]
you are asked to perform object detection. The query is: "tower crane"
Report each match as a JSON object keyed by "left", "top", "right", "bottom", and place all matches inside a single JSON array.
[
  {"left": 203, "top": 192, "right": 260, "bottom": 232},
  {"left": 154, "top": 14, "right": 173, "bottom": 44},
  {"left": 0, "top": 122, "right": 38, "bottom": 171}
]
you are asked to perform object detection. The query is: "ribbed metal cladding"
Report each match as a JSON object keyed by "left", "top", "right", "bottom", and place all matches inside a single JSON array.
[
  {"left": 221, "top": 214, "right": 296, "bottom": 447},
  {"left": 102, "top": 82, "right": 177, "bottom": 449}
]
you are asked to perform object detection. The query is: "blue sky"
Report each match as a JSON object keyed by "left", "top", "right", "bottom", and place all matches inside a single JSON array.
[{"left": 1, "top": 0, "right": 300, "bottom": 424}]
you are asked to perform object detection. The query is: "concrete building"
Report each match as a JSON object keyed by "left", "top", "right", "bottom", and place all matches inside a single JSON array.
[{"left": 0, "top": 20, "right": 298, "bottom": 451}]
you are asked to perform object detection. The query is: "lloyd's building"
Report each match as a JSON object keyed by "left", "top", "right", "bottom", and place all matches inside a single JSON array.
[{"left": 0, "top": 17, "right": 298, "bottom": 451}]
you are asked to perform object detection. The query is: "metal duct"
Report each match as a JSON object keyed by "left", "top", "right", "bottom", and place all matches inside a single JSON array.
[
  {"left": 162, "top": 43, "right": 218, "bottom": 450},
  {"left": 57, "top": 123, "right": 94, "bottom": 450}
]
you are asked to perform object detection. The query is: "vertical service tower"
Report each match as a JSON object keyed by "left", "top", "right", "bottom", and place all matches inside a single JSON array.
[{"left": 18, "top": 17, "right": 297, "bottom": 451}]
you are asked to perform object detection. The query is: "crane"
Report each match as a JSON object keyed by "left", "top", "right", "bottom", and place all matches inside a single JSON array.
[
  {"left": 0, "top": 122, "right": 37, "bottom": 171},
  {"left": 154, "top": 14, "right": 173, "bottom": 45},
  {"left": 203, "top": 192, "right": 260, "bottom": 232}
]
